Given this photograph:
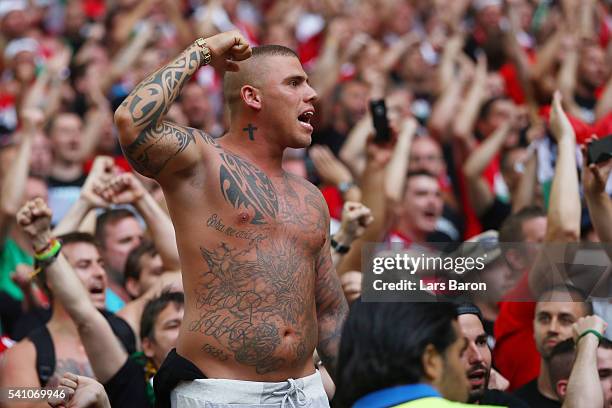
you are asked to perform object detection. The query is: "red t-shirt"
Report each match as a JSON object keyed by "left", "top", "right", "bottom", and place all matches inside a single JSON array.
[{"left": 494, "top": 272, "right": 539, "bottom": 391}]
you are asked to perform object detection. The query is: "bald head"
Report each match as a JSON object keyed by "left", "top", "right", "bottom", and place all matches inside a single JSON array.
[{"left": 223, "top": 45, "right": 299, "bottom": 114}]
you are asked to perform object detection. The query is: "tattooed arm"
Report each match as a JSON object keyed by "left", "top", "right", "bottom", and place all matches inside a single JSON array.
[
  {"left": 114, "top": 30, "right": 251, "bottom": 179},
  {"left": 315, "top": 213, "right": 349, "bottom": 383}
]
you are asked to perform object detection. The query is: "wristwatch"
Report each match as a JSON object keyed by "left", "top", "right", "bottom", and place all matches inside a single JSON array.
[
  {"left": 331, "top": 237, "right": 351, "bottom": 254},
  {"left": 194, "top": 38, "right": 212, "bottom": 66},
  {"left": 338, "top": 181, "right": 356, "bottom": 195}
]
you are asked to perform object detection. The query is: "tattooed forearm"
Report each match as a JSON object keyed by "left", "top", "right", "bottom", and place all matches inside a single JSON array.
[
  {"left": 121, "top": 46, "right": 202, "bottom": 130},
  {"left": 116, "top": 44, "right": 210, "bottom": 176},
  {"left": 315, "top": 239, "right": 348, "bottom": 381}
]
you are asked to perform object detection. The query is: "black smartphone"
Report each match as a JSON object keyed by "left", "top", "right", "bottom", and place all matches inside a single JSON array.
[
  {"left": 370, "top": 99, "right": 391, "bottom": 144},
  {"left": 587, "top": 134, "right": 612, "bottom": 165}
]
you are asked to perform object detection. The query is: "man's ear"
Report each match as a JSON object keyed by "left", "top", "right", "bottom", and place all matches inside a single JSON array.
[
  {"left": 241, "top": 85, "right": 262, "bottom": 110},
  {"left": 422, "top": 343, "right": 443, "bottom": 382},
  {"left": 125, "top": 277, "right": 141, "bottom": 299},
  {"left": 142, "top": 337, "right": 155, "bottom": 359},
  {"left": 556, "top": 379, "right": 568, "bottom": 400}
]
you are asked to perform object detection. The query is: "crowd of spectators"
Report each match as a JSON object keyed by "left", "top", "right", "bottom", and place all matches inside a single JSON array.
[{"left": 0, "top": 0, "right": 611, "bottom": 406}]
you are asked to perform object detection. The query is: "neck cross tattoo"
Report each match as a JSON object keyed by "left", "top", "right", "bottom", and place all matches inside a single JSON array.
[{"left": 243, "top": 123, "right": 257, "bottom": 141}]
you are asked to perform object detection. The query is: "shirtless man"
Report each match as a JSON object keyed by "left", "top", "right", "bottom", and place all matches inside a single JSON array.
[{"left": 113, "top": 30, "right": 348, "bottom": 406}]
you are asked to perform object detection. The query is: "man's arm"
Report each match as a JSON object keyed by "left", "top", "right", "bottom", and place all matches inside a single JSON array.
[
  {"left": 462, "top": 121, "right": 511, "bottom": 216},
  {"left": 315, "top": 211, "right": 349, "bottom": 383},
  {"left": 52, "top": 156, "right": 114, "bottom": 236},
  {"left": 529, "top": 92, "right": 581, "bottom": 295},
  {"left": 101, "top": 173, "right": 180, "bottom": 271},
  {"left": 113, "top": 30, "right": 251, "bottom": 180},
  {"left": 0, "top": 109, "right": 44, "bottom": 250},
  {"left": 562, "top": 315, "right": 607, "bottom": 408},
  {"left": 16, "top": 199, "right": 127, "bottom": 384}
]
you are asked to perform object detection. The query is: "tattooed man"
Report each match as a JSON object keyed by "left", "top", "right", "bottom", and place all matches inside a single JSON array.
[{"left": 114, "top": 31, "right": 347, "bottom": 407}]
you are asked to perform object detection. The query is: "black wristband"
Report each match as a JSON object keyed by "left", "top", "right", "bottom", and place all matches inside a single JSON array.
[{"left": 331, "top": 238, "right": 350, "bottom": 254}]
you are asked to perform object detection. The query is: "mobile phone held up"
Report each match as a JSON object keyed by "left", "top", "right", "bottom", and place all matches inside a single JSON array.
[
  {"left": 587, "top": 134, "right": 612, "bottom": 165},
  {"left": 370, "top": 99, "right": 391, "bottom": 144}
]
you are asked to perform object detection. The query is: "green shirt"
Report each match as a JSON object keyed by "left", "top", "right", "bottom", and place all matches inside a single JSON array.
[{"left": 0, "top": 238, "right": 33, "bottom": 301}]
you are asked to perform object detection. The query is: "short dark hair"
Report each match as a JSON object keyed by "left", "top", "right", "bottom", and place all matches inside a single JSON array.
[
  {"left": 549, "top": 336, "right": 612, "bottom": 390},
  {"left": 456, "top": 302, "right": 484, "bottom": 323},
  {"left": 536, "top": 285, "right": 593, "bottom": 315},
  {"left": 549, "top": 339, "right": 576, "bottom": 389},
  {"left": 251, "top": 44, "right": 298, "bottom": 59},
  {"left": 499, "top": 206, "right": 546, "bottom": 243},
  {"left": 334, "top": 301, "right": 458, "bottom": 407},
  {"left": 140, "top": 291, "right": 184, "bottom": 341},
  {"left": 124, "top": 240, "right": 157, "bottom": 285},
  {"left": 95, "top": 208, "right": 138, "bottom": 246},
  {"left": 58, "top": 231, "right": 100, "bottom": 247},
  {"left": 477, "top": 96, "right": 510, "bottom": 122}
]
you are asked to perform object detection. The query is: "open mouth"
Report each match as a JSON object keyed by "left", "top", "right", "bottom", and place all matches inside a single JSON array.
[
  {"left": 89, "top": 285, "right": 105, "bottom": 295},
  {"left": 468, "top": 369, "right": 486, "bottom": 387},
  {"left": 422, "top": 210, "right": 437, "bottom": 222},
  {"left": 298, "top": 110, "right": 314, "bottom": 131}
]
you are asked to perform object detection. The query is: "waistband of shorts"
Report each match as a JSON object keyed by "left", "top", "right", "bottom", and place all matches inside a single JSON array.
[{"left": 172, "top": 370, "right": 325, "bottom": 404}]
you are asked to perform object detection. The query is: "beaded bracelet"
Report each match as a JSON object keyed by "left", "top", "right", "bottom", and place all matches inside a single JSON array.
[{"left": 34, "top": 238, "right": 62, "bottom": 265}]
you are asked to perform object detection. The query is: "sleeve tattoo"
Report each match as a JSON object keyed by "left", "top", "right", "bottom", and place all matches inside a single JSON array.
[{"left": 117, "top": 46, "right": 209, "bottom": 177}]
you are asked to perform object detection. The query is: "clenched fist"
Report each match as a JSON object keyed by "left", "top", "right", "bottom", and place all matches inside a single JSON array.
[
  {"left": 204, "top": 30, "right": 252, "bottom": 72},
  {"left": 16, "top": 198, "right": 53, "bottom": 251},
  {"left": 99, "top": 172, "right": 146, "bottom": 205}
]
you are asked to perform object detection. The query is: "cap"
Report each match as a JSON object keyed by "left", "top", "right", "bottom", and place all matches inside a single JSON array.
[
  {"left": 0, "top": 0, "right": 26, "bottom": 19},
  {"left": 4, "top": 38, "right": 39, "bottom": 61},
  {"left": 463, "top": 230, "right": 502, "bottom": 266}
]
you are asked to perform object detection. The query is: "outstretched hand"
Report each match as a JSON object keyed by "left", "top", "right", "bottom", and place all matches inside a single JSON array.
[{"left": 205, "top": 30, "right": 252, "bottom": 72}]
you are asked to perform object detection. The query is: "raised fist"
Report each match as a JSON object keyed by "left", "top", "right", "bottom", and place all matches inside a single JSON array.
[
  {"left": 16, "top": 198, "right": 53, "bottom": 250},
  {"left": 81, "top": 156, "right": 115, "bottom": 208},
  {"left": 205, "top": 30, "right": 252, "bottom": 72},
  {"left": 99, "top": 172, "right": 146, "bottom": 205},
  {"left": 573, "top": 315, "right": 607, "bottom": 343},
  {"left": 339, "top": 202, "right": 373, "bottom": 241}
]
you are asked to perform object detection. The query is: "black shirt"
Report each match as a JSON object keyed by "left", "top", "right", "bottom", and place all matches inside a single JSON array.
[
  {"left": 11, "top": 307, "right": 136, "bottom": 355},
  {"left": 104, "top": 356, "right": 152, "bottom": 408},
  {"left": 481, "top": 389, "right": 530, "bottom": 408},
  {"left": 514, "top": 379, "right": 561, "bottom": 408},
  {"left": 480, "top": 196, "right": 512, "bottom": 232}
]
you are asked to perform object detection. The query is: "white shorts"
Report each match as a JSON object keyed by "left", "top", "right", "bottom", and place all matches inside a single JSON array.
[{"left": 170, "top": 370, "right": 330, "bottom": 408}]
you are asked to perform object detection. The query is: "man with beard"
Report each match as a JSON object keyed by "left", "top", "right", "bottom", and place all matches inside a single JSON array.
[
  {"left": 513, "top": 287, "right": 591, "bottom": 408},
  {"left": 457, "top": 303, "right": 528, "bottom": 407}
]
